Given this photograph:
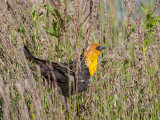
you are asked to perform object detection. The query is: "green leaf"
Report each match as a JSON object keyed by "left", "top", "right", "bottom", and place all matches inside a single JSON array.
[
  {"left": 17, "top": 27, "right": 25, "bottom": 34},
  {"left": 67, "top": 15, "right": 72, "bottom": 22},
  {"left": 141, "top": 2, "right": 147, "bottom": 14},
  {"left": 32, "top": 10, "right": 37, "bottom": 22}
]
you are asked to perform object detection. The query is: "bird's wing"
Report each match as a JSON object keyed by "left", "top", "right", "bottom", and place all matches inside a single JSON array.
[{"left": 24, "top": 45, "right": 74, "bottom": 83}]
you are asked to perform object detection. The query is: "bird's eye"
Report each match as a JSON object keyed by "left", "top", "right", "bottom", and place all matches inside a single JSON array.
[{"left": 96, "top": 46, "right": 101, "bottom": 51}]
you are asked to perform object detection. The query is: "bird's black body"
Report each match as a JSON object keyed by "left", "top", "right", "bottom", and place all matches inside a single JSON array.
[{"left": 24, "top": 46, "right": 91, "bottom": 97}]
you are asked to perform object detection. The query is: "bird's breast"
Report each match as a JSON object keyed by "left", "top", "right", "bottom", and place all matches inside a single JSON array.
[{"left": 85, "top": 56, "right": 98, "bottom": 77}]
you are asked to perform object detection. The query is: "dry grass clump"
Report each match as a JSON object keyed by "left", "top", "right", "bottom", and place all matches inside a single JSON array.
[{"left": 0, "top": 0, "right": 160, "bottom": 119}]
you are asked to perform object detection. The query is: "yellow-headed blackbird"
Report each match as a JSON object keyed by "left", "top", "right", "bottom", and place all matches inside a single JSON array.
[{"left": 24, "top": 43, "right": 105, "bottom": 97}]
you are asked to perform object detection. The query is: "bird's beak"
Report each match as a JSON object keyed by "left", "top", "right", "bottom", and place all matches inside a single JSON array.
[{"left": 100, "top": 46, "right": 106, "bottom": 51}]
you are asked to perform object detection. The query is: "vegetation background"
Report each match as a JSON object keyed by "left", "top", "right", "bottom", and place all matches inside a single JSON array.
[{"left": 0, "top": 0, "right": 160, "bottom": 119}]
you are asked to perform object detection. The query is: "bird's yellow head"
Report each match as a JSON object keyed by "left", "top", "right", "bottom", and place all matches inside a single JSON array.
[{"left": 83, "top": 43, "right": 106, "bottom": 77}]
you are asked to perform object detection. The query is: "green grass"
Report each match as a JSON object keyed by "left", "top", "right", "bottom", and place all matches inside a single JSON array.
[{"left": 0, "top": 0, "right": 160, "bottom": 120}]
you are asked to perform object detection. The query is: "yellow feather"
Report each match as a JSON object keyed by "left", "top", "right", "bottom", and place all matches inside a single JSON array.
[{"left": 84, "top": 48, "right": 100, "bottom": 77}]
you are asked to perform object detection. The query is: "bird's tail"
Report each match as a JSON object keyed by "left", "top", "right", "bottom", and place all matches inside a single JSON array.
[
  {"left": 23, "top": 45, "right": 49, "bottom": 68},
  {"left": 24, "top": 45, "right": 37, "bottom": 63}
]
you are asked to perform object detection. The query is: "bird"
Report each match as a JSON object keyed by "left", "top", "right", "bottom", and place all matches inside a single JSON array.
[{"left": 23, "top": 43, "right": 106, "bottom": 97}]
